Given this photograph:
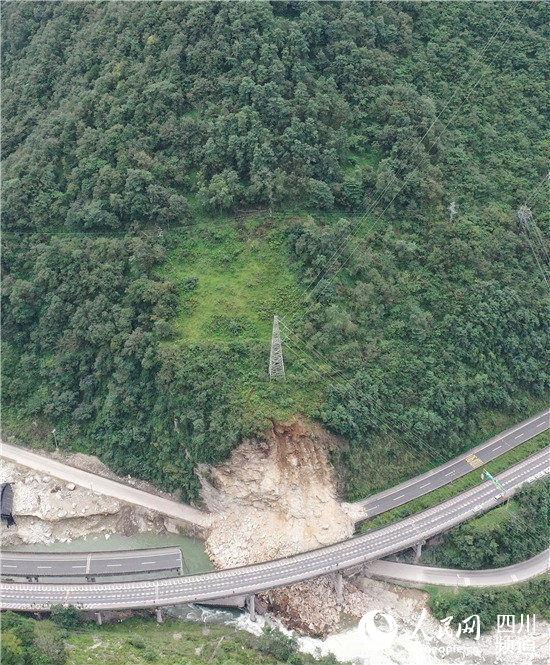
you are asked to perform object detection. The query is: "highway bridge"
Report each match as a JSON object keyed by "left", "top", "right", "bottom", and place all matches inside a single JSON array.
[
  {"left": 353, "top": 408, "right": 549, "bottom": 520},
  {"left": 0, "top": 547, "right": 182, "bottom": 581},
  {"left": 2, "top": 409, "right": 548, "bottom": 528},
  {"left": 365, "top": 549, "right": 550, "bottom": 587},
  {"left": 1, "top": 446, "right": 547, "bottom": 611}
]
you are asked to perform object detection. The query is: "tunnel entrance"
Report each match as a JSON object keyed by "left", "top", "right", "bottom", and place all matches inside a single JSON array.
[{"left": 1, "top": 483, "right": 16, "bottom": 527}]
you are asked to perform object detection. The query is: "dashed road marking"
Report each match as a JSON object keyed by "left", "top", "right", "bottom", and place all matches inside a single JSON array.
[{"left": 2, "top": 449, "right": 547, "bottom": 610}]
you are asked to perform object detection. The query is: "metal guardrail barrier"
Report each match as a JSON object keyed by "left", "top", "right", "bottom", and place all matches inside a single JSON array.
[{"left": 0, "top": 547, "right": 183, "bottom": 581}]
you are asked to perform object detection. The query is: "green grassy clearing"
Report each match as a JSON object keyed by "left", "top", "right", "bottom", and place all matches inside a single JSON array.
[
  {"left": 163, "top": 217, "right": 303, "bottom": 345},
  {"left": 160, "top": 213, "right": 330, "bottom": 425},
  {"left": 65, "top": 617, "right": 279, "bottom": 665}
]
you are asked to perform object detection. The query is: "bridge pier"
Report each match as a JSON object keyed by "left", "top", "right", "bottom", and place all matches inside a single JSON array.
[
  {"left": 335, "top": 572, "right": 344, "bottom": 605},
  {"left": 413, "top": 539, "right": 426, "bottom": 563},
  {"left": 155, "top": 607, "right": 163, "bottom": 624},
  {"left": 95, "top": 612, "right": 102, "bottom": 626},
  {"left": 246, "top": 594, "right": 256, "bottom": 622}
]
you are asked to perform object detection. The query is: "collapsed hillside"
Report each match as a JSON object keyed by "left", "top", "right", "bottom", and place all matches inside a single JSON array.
[
  {"left": 2, "top": 2, "right": 549, "bottom": 506},
  {"left": 200, "top": 418, "right": 356, "bottom": 567},
  {"left": 200, "top": 417, "right": 380, "bottom": 635}
]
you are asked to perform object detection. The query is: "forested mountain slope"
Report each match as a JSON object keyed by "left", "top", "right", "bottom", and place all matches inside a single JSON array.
[{"left": 2, "top": 2, "right": 548, "bottom": 500}]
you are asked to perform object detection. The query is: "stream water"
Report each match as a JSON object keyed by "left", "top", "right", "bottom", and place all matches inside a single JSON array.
[{"left": 6, "top": 533, "right": 544, "bottom": 663}]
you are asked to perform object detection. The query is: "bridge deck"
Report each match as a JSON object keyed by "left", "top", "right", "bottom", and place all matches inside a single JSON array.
[
  {"left": 0, "top": 547, "right": 183, "bottom": 579},
  {"left": 1, "top": 448, "right": 547, "bottom": 611}
]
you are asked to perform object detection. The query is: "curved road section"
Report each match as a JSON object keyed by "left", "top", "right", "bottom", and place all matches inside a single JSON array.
[
  {"left": 353, "top": 408, "right": 549, "bottom": 520},
  {"left": 365, "top": 549, "right": 550, "bottom": 587},
  {"left": 2, "top": 410, "right": 548, "bottom": 531},
  {"left": 2, "top": 447, "right": 548, "bottom": 611},
  {"left": 0, "top": 442, "right": 211, "bottom": 530}
]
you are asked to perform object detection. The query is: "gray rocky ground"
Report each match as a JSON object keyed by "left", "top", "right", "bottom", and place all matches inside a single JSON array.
[{"left": 0, "top": 456, "right": 177, "bottom": 547}]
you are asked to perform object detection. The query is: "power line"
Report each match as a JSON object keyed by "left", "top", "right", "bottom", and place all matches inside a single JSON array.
[
  {"left": 284, "top": 5, "right": 523, "bottom": 326},
  {"left": 282, "top": 338, "right": 443, "bottom": 466},
  {"left": 280, "top": 326, "right": 446, "bottom": 467},
  {"left": 276, "top": 172, "right": 549, "bottom": 472}
]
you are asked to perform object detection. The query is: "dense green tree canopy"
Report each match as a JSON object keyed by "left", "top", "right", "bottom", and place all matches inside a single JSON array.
[
  {"left": 423, "top": 479, "right": 550, "bottom": 569},
  {"left": 0, "top": 612, "right": 67, "bottom": 665},
  {"left": 2, "top": 2, "right": 548, "bottom": 499}
]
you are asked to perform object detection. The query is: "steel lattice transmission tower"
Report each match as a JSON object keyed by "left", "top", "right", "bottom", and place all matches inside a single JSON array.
[{"left": 268, "top": 315, "right": 285, "bottom": 380}]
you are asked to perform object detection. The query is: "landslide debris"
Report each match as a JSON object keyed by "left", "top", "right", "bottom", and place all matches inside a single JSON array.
[
  {"left": 0, "top": 456, "right": 180, "bottom": 547},
  {"left": 199, "top": 417, "right": 360, "bottom": 634}
]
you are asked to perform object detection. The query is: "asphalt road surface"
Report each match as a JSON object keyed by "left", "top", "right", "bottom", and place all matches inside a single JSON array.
[
  {"left": 0, "top": 547, "right": 182, "bottom": 579},
  {"left": 365, "top": 549, "right": 550, "bottom": 587},
  {"left": 2, "top": 410, "right": 547, "bottom": 531},
  {"left": 353, "top": 408, "right": 549, "bottom": 520},
  {"left": 0, "top": 441, "right": 211, "bottom": 529},
  {"left": 2, "top": 447, "right": 547, "bottom": 611}
]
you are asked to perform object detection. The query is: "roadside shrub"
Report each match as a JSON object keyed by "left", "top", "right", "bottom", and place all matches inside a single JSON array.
[
  {"left": 0, "top": 612, "right": 67, "bottom": 665},
  {"left": 428, "top": 577, "right": 550, "bottom": 633},
  {"left": 142, "top": 647, "right": 158, "bottom": 662},
  {"left": 127, "top": 635, "right": 146, "bottom": 649},
  {"left": 49, "top": 605, "right": 84, "bottom": 630},
  {"left": 257, "top": 627, "right": 297, "bottom": 661}
]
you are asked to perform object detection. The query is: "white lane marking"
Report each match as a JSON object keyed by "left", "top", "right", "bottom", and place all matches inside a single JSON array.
[
  {"left": 141, "top": 561, "right": 157, "bottom": 566},
  {"left": 86, "top": 553, "right": 92, "bottom": 574},
  {"left": 354, "top": 414, "right": 549, "bottom": 508},
  {"left": 514, "top": 435, "right": 523, "bottom": 440},
  {"left": 445, "top": 471, "right": 455, "bottom": 477},
  {"left": 106, "top": 564, "right": 122, "bottom": 568},
  {"left": 477, "top": 413, "right": 547, "bottom": 452},
  {"left": 134, "top": 552, "right": 174, "bottom": 559},
  {"left": 493, "top": 445, "right": 502, "bottom": 450},
  {"left": 37, "top": 566, "right": 51, "bottom": 570},
  {"left": 392, "top": 494, "right": 405, "bottom": 502},
  {"left": 2, "top": 565, "right": 17, "bottom": 568},
  {"left": 419, "top": 483, "right": 431, "bottom": 489},
  {"left": 72, "top": 565, "right": 86, "bottom": 569},
  {"left": 3, "top": 454, "right": 546, "bottom": 609}
]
